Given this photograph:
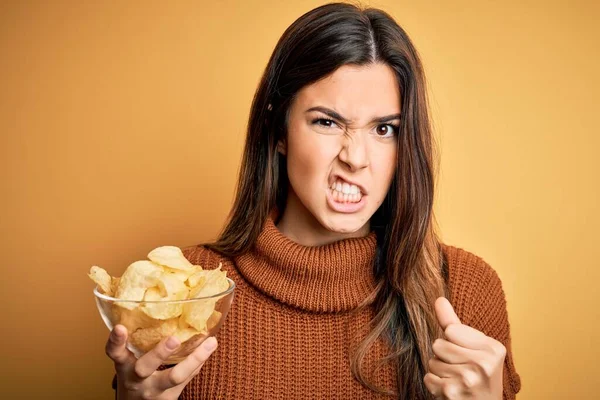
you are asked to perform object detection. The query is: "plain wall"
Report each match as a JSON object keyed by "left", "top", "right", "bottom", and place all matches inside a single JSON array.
[{"left": 1, "top": 1, "right": 598, "bottom": 398}]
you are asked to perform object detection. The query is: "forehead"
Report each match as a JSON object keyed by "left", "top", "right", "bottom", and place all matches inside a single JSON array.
[{"left": 294, "top": 63, "right": 401, "bottom": 118}]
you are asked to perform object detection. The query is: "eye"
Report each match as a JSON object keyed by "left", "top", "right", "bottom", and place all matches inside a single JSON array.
[
  {"left": 376, "top": 124, "right": 400, "bottom": 138},
  {"left": 311, "top": 118, "right": 338, "bottom": 128}
]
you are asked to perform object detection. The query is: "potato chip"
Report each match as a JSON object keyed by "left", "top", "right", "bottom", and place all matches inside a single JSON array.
[
  {"left": 88, "top": 266, "right": 112, "bottom": 295},
  {"left": 189, "top": 264, "right": 229, "bottom": 298},
  {"left": 113, "top": 305, "right": 161, "bottom": 333},
  {"left": 163, "top": 266, "right": 196, "bottom": 282},
  {"left": 157, "top": 273, "right": 189, "bottom": 299},
  {"left": 139, "top": 271, "right": 191, "bottom": 319},
  {"left": 186, "top": 271, "right": 207, "bottom": 288},
  {"left": 139, "top": 287, "right": 175, "bottom": 320},
  {"left": 148, "top": 246, "right": 194, "bottom": 271},
  {"left": 173, "top": 327, "right": 201, "bottom": 343},
  {"left": 130, "top": 318, "right": 178, "bottom": 352},
  {"left": 183, "top": 266, "right": 229, "bottom": 331},
  {"left": 182, "top": 298, "right": 216, "bottom": 332},
  {"left": 115, "top": 260, "right": 163, "bottom": 309},
  {"left": 178, "top": 314, "right": 190, "bottom": 329},
  {"left": 110, "top": 277, "right": 120, "bottom": 295},
  {"left": 206, "top": 310, "right": 222, "bottom": 331}
]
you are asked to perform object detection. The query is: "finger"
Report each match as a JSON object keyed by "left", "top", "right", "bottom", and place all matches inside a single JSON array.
[
  {"left": 160, "top": 364, "right": 203, "bottom": 400},
  {"left": 435, "top": 297, "right": 461, "bottom": 331},
  {"left": 161, "top": 362, "right": 202, "bottom": 395},
  {"left": 156, "top": 336, "right": 218, "bottom": 391},
  {"left": 423, "top": 372, "right": 443, "bottom": 398},
  {"left": 133, "top": 336, "right": 181, "bottom": 380},
  {"left": 444, "top": 322, "right": 489, "bottom": 350},
  {"left": 432, "top": 338, "right": 477, "bottom": 364},
  {"left": 428, "top": 356, "right": 464, "bottom": 379},
  {"left": 105, "top": 325, "right": 136, "bottom": 373}
]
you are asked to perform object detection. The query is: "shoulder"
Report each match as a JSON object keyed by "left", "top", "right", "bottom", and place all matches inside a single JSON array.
[
  {"left": 181, "top": 244, "right": 234, "bottom": 271},
  {"left": 440, "top": 244, "right": 506, "bottom": 332},
  {"left": 441, "top": 243, "right": 503, "bottom": 292}
]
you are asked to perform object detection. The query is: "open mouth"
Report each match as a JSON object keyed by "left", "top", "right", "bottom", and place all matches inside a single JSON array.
[{"left": 328, "top": 178, "right": 364, "bottom": 203}]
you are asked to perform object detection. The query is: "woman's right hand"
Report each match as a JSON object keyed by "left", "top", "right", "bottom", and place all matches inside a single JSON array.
[{"left": 105, "top": 324, "right": 218, "bottom": 400}]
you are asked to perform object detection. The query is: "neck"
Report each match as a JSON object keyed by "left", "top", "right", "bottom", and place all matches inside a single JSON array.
[{"left": 276, "top": 189, "right": 371, "bottom": 246}]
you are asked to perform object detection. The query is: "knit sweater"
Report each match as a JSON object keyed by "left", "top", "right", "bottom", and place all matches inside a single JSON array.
[{"left": 115, "top": 210, "right": 522, "bottom": 399}]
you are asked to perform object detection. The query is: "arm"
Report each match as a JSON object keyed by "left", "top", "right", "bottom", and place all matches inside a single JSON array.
[{"left": 468, "top": 266, "right": 522, "bottom": 399}]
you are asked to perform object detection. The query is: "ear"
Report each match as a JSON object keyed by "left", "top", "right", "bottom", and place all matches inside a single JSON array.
[{"left": 277, "top": 138, "right": 287, "bottom": 156}]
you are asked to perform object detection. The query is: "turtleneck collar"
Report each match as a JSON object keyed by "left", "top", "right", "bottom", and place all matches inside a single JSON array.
[{"left": 233, "top": 208, "right": 379, "bottom": 313}]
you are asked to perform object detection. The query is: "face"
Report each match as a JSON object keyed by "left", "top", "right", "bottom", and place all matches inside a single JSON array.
[{"left": 277, "top": 63, "right": 400, "bottom": 243}]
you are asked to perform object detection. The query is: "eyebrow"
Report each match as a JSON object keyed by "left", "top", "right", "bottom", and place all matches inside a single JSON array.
[{"left": 305, "top": 106, "right": 401, "bottom": 124}]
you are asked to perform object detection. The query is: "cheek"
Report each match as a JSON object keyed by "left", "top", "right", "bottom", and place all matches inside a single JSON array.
[
  {"left": 371, "top": 147, "right": 397, "bottom": 191},
  {"left": 287, "top": 133, "right": 338, "bottom": 182}
]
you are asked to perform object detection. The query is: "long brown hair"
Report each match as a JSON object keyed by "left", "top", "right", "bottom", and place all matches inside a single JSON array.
[{"left": 204, "top": 2, "right": 448, "bottom": 398}]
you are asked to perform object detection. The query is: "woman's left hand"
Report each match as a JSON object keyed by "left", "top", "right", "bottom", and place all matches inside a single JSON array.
[{"left": 423, "top": 297, "right": 506, "bottom": 400}]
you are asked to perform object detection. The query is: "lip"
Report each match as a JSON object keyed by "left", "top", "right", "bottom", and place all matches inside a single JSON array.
[
  {"left": 326, "top": 187, "right": 368, "bottom": 213},
  {"left": 329, "top": 174, "right": 369, "bottom": 195}
]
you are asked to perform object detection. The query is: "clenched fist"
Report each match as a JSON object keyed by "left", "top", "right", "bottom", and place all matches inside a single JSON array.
[{"left": 424, "top": 297, "right": 506, "bottom": 400}]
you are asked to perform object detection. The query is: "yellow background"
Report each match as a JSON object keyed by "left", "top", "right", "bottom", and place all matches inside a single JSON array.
[{"left": 1, "top": 1, "right": 598, "bottom": 398}]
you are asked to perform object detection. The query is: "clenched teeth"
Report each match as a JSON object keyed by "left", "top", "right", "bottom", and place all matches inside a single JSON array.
[
  {"left": 330, "top": 179, "right": 361, "bottom": 195},
  {"left": 329, "top": 179, "right": 363, "bottom": 203}
]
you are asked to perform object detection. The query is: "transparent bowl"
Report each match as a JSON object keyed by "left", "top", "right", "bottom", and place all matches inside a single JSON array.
[{"left": 94, "top": 277, "right": 235, "bottom": 364}]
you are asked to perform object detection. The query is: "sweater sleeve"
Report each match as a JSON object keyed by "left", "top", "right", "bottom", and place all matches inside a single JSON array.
[
  {"left": 445, "top": 245, "right": 522, "bottom": 399},
  {"left": 463, "top": 260, "right": 522, "bottom": 399}
]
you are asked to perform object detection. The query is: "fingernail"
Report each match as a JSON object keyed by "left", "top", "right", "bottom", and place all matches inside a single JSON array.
[
  {"left": 204, "top": 337, "right": 218, "bottom": 351},
  {"left": 166, "top": 336, "right": 180, "bottom": 350}
]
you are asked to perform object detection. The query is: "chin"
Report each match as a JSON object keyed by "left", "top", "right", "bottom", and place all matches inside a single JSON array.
[{"left": 319, "top": 213, "right": 369, "bottom": 234}]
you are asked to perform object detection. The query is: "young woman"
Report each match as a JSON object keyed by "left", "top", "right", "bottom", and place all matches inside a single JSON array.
[{"left": 105, "top": 3, "right": 521, "bottom": 399}]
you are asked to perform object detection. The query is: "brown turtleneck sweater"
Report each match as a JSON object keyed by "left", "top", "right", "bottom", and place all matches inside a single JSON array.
[{"left": 113, "top": 212, "right": 521, "bottom": 399}]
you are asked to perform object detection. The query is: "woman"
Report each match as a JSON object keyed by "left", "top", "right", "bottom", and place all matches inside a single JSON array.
[{"left": 105, "top": 2, "right": 521, "bottom": 399}]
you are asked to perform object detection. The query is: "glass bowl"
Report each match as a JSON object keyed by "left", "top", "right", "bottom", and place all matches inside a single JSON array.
[{"left": 93, "top": 277, "right": 235, "bottom": 364}]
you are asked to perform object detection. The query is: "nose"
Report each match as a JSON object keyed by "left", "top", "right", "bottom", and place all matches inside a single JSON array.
[{"left": 338, "top": 131, "right": 369, "bottom": 172}]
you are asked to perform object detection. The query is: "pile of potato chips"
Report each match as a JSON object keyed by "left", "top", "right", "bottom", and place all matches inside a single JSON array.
[{"left": 89, "top": 246, "right": 230, "bottom": 352}]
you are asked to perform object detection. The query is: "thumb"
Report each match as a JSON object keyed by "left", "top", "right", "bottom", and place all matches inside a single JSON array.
[
  {"left": 105, "top": 324, "right": 135, "bottom": 369},
  {"left": 434, "top": 297, "right": 461, "bottom": 330}
]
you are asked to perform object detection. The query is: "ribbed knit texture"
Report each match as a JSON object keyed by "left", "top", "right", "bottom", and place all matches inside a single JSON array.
[
  {"left": 116, "top": 210, "right": 521, "bottom": 399},
  {"left": 237, "top": 211, "right": 379, "bottom": 313}
]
